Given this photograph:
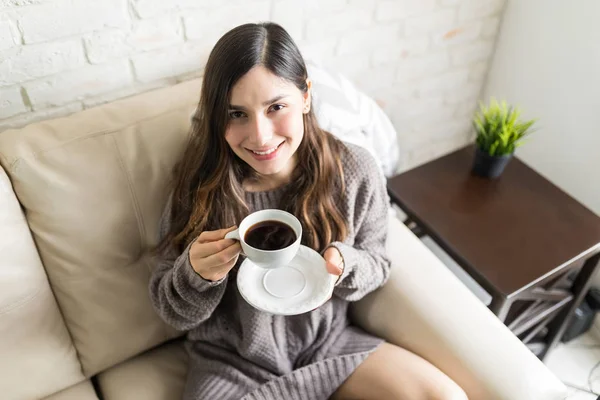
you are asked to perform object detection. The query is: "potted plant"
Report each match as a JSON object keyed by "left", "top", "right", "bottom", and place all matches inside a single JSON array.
[{"left": 472, "top": 98, "right": 537, "bottom": 178}]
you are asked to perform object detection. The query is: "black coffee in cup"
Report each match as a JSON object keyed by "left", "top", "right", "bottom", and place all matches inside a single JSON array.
[{"left": 244, "top": 220, "right": 297, "bottom": 251}]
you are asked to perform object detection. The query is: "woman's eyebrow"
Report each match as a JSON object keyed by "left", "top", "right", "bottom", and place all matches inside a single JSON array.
[{"left": 229, "top": 95, "right": 288, "bottom": 110}]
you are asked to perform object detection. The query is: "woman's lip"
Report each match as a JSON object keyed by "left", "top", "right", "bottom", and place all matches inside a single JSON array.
[
  {"left": 246, "top": 142, "right": 283, "bottom": 161},
  {"left": 249, "top": 145, "right": 279, "bottom": 153}
]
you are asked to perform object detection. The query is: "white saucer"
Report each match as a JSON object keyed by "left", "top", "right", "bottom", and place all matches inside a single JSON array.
[{"left": 237, "top": 245, "right": 337, "bottom": 316}]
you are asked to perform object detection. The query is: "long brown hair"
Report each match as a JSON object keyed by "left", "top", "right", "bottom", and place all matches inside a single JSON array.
[{"left": 158, "top": 22, "right": 348, "bottom": 254}]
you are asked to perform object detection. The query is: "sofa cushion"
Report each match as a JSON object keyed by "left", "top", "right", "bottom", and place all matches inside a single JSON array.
[
  {"left": 0, "top": 79, "right": 201, "bottom": 376},
  {"left": 96, "top": 340, "right": 188, "bottom": 400},
  {"left": 0, "top": 166, "right": 85, "bottom": 400},
  {"left": 42, "top": 380, "right": 99, "bottom": 400}
]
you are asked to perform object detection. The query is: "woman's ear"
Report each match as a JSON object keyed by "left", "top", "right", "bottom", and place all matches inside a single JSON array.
[{"left": 303, "top": 79, "right": 312, "bottom": 114}]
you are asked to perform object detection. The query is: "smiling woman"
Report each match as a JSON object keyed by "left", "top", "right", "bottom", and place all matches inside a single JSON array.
[
  {"left": 150, "top": 22, "right": 467, "bottom": 400},
  {"left": 224, "top": 67, "right": 308, "bottom": 187},
  {"left": 161, "top": 23, "right": 348, "bottom": 254}
]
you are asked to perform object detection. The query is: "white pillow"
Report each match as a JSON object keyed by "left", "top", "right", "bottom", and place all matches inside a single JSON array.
[{"left": 306, "top": 59, "right": 400, "bottom": 177}]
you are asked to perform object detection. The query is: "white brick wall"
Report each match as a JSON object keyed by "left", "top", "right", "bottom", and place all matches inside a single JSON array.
[
  {"left": 305, "top": 3, "right": 375, "bottom": 41},
  {"left": 406, "top": 9, "right": 456, "bottom": 37},
  {"left": 0, "top": 0, "right": 506, "bottom": 171},
  {"left": 0, "top": 20, "right": 20, "bottom": 51},
  {"left": 375, "top": 0, "right": 436, "bottom": 21},
  {"left": 0, "top": 86, "right": 27, "bottom": 116},
  {"left": 10, "top": 0, "right": 130, "bottom": 44},
  {"left": 24, "top": 60, "right": 133, "bottom": 108},
  {"left": 184, "top": 1, "right": 272, "bottom": 46},
  {"left": 0, "top": 39, "right": 86, "bottom": 85}
]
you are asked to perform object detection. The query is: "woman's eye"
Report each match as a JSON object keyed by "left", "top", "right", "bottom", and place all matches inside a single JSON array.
[
  {"left": 229, "top": 111, "right": 245, "bottom": 119},
  {"left": 269, "top": 104, "right": 285, "bottom": 113}
]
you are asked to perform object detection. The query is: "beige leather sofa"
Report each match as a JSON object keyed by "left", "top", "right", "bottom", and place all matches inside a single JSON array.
[{"left": 0, "top": 79, "right": 569, "bottom": 400}]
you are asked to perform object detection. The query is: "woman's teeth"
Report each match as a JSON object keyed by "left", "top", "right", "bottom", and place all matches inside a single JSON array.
[{"left": 252, "top": 145, "right": 279, "bottom": 155}]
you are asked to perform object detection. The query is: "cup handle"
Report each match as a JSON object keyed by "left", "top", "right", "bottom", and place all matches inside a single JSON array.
[
  {"left": 224, "top": 229, "right": 240, "bottom": 241},
  {"left": 224, "top": 229, "right": 246, "bottom": 257}
]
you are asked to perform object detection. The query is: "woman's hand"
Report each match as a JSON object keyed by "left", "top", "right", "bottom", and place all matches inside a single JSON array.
[
  {"left": 323, "top": 246, "right": 344, "bottom": 277},
  {"left": 189, "top": 226, "right": 241, "bottom": 282}
]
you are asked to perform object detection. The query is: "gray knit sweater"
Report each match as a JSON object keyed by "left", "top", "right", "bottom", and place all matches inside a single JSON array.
[{"left": 149, "top": 142, "right": 391, "bottom": 400}]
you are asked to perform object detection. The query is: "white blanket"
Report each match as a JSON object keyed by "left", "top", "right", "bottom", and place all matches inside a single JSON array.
[{"left": 307, "top": 60, "right": 400, "bottom": 177}]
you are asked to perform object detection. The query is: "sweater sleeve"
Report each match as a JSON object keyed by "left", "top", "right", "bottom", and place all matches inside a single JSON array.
[
  {"left": 328, "top": 144, "right": 391, "bottom": 302},
  {"left": 148, "top": 200, "right": 227, "bottom": 332}
]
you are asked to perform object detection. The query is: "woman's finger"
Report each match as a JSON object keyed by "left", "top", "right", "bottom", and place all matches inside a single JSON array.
[
  {"left": 204, "top": 254, "right": 241, "bottom": 281},
  {"left": 196, "top": 226, "right": 238, "bottom": 244},
  {"left": 202, "top": 241, "right": 242, "bottom": 267},
  {"left": 192, "top": 238, "right": 237, "bottom": 258},
  {"left": 326, "top": 260, "right": 343, "bottom": 276},
  {"left": 323, "top": 246, "right": 344, "bottom": 276},
  {"left": 210, "top": 256, "right": 240, "bottom": 274}
]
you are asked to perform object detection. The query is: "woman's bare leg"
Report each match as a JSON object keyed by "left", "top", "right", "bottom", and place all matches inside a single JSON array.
[{"left": 331, "top": 343, "right": 467, "bottom": 400}]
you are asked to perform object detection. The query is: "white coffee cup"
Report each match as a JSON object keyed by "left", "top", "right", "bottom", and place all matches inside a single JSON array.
[{"left": 225, "top": 209, "right": 302, "bottom": 269}]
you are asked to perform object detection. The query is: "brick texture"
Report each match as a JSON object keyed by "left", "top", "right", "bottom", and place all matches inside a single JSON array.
[
  {"left": 0, "top": 0, "right": 507, "bottom": 171},
  {"left": 375, "top": 0, "right": 436, "bottom": 21},
  {"left": 24, "top": 60, "right": 133, "bottom": 108},
  {"left": 0, "top": 86, "right": 28, "bottom": 119},
  {"left": 0, "top": 20, "right": 20, "bottom": 51},
  {"left": 183, "top": 1, "right": 271, "bottom": 45},
  {"left": 0, "top": 39, "right": 85, "bottom": 85},
  {"left": 10, "top": 0, "right": 130, "bottom": 44}
]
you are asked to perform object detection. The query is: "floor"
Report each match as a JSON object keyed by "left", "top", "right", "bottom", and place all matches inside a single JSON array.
[
  {"left": 396, "top": 208, "right": 600, "bottom": 399},
  {"left": 545, "top": 322, "right": 600, "bottom": 399}
]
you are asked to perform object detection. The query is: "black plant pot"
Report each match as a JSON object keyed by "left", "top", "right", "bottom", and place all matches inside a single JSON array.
[{"left": 472, "top": 147, "right": 513, "bottom": 178}]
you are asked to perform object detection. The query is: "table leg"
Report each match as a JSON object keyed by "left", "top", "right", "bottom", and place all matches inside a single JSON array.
[
  {"left": 489, "top": 295, "right": 512, "bottom": 322},
  {"left": 402, "top": 218, "right": 425, "bottom": 238},
  {"left": 540, "top": 252, "right": 600, "bottom": 361}
]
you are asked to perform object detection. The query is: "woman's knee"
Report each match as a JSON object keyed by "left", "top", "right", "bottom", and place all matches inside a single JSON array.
[{"left": 434, "top": 381, "right": 468, "bottom": 400}]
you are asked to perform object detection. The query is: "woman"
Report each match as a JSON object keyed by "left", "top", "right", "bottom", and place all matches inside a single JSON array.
[{"left": 150, "top": 22, "right": 467, "bottom": 400}]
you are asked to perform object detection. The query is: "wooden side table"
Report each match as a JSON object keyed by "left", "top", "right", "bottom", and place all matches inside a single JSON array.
[{"left": 387, "top": 145, "right": 600, "bottom": 360}]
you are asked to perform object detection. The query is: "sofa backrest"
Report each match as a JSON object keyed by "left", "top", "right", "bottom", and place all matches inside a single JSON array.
[
  {"left": 0, "top": 79, "right": 201, "bottom": 376},
  {"left": 0, "top": 166, "right": 85, "bottom": 399}
]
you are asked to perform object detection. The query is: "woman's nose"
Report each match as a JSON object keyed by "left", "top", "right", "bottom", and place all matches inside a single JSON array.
[{"left": 248, "top": 115, "right": 273, "bottom": 146}]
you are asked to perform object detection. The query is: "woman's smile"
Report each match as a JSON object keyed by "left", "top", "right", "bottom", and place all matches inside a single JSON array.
[{"left": 245, "top": 141, "right": 284, "bottom": 160}]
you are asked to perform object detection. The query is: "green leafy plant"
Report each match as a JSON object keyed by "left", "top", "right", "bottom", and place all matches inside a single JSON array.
[{"left": 473, "top": 98, "right": 537, "bottom": 156}]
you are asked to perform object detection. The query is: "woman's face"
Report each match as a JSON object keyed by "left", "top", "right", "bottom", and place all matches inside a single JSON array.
[{"left": 225, "top": 66, "right": 310, "bottom": 184}]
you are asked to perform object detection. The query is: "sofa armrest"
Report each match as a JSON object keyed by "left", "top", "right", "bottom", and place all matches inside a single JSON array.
[{"left": 350, "top": 211, "right": 568, "bottom": 400}]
